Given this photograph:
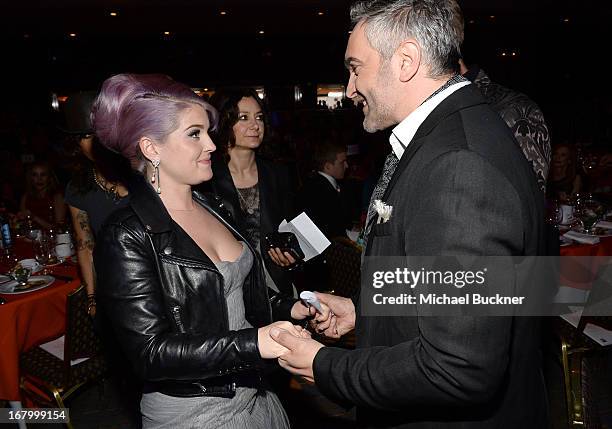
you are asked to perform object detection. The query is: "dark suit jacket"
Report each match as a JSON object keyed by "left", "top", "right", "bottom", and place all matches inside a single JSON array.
[
  {"left": 206, "top": 154, "right": 296, "bottom": 295},
  {"left": 313, "top": 85, "right": 547, "bottom": 428},
  {"left": 298, "top": 173, "right": 350, "bottom": 239}
]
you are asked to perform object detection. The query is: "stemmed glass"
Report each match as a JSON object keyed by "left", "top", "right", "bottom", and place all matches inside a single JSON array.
[
  {"left": 545, "top": 199, "right": 563, "bottom": 227},
  {"left": 576, "top": 198, "right": 604, "bottom": 235}
]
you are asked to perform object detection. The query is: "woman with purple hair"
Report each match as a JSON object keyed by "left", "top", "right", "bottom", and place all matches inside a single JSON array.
[{"left": 92, "top": 74, "right": 317, "bottom": 428}]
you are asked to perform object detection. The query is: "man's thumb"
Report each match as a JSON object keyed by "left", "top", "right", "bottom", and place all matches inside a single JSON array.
[{"left": 270, "top": 328, "right": 295, "bottom": 347}]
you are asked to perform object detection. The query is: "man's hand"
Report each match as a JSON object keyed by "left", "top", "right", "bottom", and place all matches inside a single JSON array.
[
  {"left": 271, "top": 327, "right": 324, "bottom": 383},
  {"left": 258, "top": 321, "right": 309, "bottom": 359},
  {"left": 313, "top": 293, "right": 355, "bottom": 338}
]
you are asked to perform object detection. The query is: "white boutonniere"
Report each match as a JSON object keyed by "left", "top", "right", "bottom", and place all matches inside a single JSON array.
[{"left": 373, "top": 199, "right": 393, "bottom": 224}]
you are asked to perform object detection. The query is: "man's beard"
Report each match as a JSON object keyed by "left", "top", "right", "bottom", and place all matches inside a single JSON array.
[{"left": 362, "top": 62, "right": 395, "bottom": 133}]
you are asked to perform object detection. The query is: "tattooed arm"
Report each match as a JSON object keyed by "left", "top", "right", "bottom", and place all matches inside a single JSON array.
[{"left": 69, "top": 206, "right": 96, "bottom": 298}]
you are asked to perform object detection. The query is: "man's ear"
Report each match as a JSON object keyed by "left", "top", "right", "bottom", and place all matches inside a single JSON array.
[
  {"left": 397, "top": 39, "right": 420, "bottom": 82},
  {"left": 322, "top": 161, "right": 333, "bottom": 175},
  {"left": 139, "top": 136, "right": 159, "bottom": 162}
]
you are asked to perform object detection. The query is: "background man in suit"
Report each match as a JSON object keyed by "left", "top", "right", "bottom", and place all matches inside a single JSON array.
[
  {"left": 270, "top": 1, "right": 547, "bottom": 428},
  {"left": 299, "top": 142, "right": 350, "bottom": 238},
  {"left": 298, "top": 142, "right": 350, "bottom": 291}
]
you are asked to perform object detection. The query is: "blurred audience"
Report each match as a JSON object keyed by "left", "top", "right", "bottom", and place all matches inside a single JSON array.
[
  {"left": 18, "top": 161, "right": 66, "bottom": 229},
  {"left": 547, "top": 143, "right": 582, "bottom": 202}
]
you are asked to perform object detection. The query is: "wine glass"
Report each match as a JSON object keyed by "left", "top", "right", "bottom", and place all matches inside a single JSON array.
[
  {"left": 545, "top": 199, "right": 563, "bottom": 227},
  {"left": 581, "top": 153, "right": 599, "bottom": 178},
  {"left": 576, "top": 198, "right": 604, "bottom": 234}
]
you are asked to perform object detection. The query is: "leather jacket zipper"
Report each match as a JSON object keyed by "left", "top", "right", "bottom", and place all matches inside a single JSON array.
[{"left": 171, "top": 306, "right": 187, "bottom": 334}]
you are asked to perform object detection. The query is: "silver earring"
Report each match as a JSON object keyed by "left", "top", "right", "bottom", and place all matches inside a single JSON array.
[{"left": 151, "top": 159, "right": 161, "bottom": 194}]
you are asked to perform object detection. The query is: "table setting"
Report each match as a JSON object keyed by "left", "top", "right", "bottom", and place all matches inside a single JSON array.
[
  {"left": 0, "top": 232, "right": 81, "bottom": 402},
  {"left": 548, "top": 195, "right": 612, "bottom": 248}
]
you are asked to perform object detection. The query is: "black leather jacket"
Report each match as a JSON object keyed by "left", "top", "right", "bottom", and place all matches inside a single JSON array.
[{"left": 94, "top": 176, "right": 296, "bottom": 398}]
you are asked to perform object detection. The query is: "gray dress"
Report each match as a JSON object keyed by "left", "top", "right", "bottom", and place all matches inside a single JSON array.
[{"left": 141, "top": 242, "right": 290, "bottom": 429}]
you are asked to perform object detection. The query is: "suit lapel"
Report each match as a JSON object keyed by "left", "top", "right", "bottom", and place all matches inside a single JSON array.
[{"left": 381, "top": 85, "right": 487, "bottom": 201}]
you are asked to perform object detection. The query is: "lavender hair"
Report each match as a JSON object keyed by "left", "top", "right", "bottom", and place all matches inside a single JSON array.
[{"left": 91, "top": 73, "right": 218, "bottom": 171}]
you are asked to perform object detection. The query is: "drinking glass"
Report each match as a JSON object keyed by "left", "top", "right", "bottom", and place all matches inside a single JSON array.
[
  {"left": 33, "top": 232, "right": 56, "bottom": 265},
  {"left": 577, "top": 199, "right": 604, "bottom": 234},
  {"left": 545, "top": 199, "right": 563, "bottom": 227}
]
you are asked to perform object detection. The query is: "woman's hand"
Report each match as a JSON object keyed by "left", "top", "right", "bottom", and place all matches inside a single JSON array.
[
  {"left": 258, "top": 321, "right": 309, "bottom": 359},
  {"left": 267, "top": 247, "right": 296, "bottom": 267},
  {"left": 290, "top": 300, "right": 316, "bottom": 320},
  {"left": 291, "top": 299, "right": 336, "bottom": 335}
]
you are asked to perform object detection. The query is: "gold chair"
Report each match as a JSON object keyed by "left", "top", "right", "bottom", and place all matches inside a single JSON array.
[
  {"left": 19, "top": 284, "right": 107, "bottom": 429},
  {"left": 559, "top": 316, "right": 612, "bottom": 427},
  {"left": 316, "top": 237, "right": 362, "bottom": 349},
  {"left": 325, "top": 237, "right": 362, "bottom": 299}
]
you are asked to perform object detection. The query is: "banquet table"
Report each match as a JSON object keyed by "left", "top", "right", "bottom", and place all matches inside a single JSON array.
[
  {"left": 560, "top": 235, "right": 612, "bottom": 257},
  {"left": 0, "top": 237, "right": 82, "bottom": 402}
]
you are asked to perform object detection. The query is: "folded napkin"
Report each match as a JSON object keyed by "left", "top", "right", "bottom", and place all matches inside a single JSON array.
[
  {"left": 563, "top": 230, "right": 600, "bottom": 245},
  {"left": 0, "top": 277, "right": 16, "bottom": 293},
  {"left": 595, "top": 220, "right": 612, "bottom": 230}
]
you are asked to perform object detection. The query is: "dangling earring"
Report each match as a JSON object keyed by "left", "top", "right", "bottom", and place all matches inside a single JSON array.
[{"left": 151, "top": 159, "right": 161, "bottom": 194}]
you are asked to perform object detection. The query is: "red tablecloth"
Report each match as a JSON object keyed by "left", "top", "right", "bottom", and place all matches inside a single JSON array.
[
  {"left": 559, "top": 236, "right": 612, "bottom": 290},
  {"left": 561, "top": 236, "right": 612, "bottom": 257},
  {"left": 0, "top": 238, "right": 81, "bottom": 401}
]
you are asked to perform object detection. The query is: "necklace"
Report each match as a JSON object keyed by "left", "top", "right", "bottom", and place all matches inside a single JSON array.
[
  {"left": 92, "top": 169, "right": 120, "bottom": 201},
  {"left": 236, "top": 185, "right": 259, "bottom": 215},
  {"left": 167, "top": 206, "right": 196, "bottom": 212}
]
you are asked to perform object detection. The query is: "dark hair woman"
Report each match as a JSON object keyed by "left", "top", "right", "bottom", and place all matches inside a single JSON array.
[
  {"left": 92, "top": 74, "right": 317, "bottom": 428},
  {"left": 207, "top": 88, "right": 297, "bottom": 297}
]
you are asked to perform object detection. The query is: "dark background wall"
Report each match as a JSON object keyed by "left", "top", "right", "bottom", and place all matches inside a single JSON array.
[{"left": 0, "top": 0, "right": 610, "bottom": 145}]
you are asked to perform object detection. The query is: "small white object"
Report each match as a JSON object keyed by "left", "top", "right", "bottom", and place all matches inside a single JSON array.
[
  {"left": 346, "top": 229, "right": 360, "bottom": 242},
  {"left": 596, "top": 220, "right": 612, "bottom": 230},
  {"left": 560, "top": 204, "right": 574, "bottom": 225},
  {"left": 39, "top": 335, "right": 89, "bottom": 366},
  {"left": 19, "top": 258, "right": 42, "bottom": 273},
  {"left": 55, "top": 243, "right": 73, "bottom": 259},
  {"left": 278, "top": 212, "right": 331, "bottom": 261},
  {"left": 300, "top": 291, "right": 323, "bottom": 313},
  {"left": 563, "top": 230, "right": 600, "bottom": 245},
  {"left": 373, "top": 199, "right": 393, "bottom": 224}
]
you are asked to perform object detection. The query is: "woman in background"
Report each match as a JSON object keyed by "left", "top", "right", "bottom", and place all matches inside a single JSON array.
[
  {"left": 92, "top": 74, "right": 315, "bottom": 428},
  {"left": 208, "top": 88, "right": 296, "bottom": 297},
  {"left": 19, "top": 161, "right": 66, "bottom": 229},
  {"left": 548, "top": 143, "right": 582, "bottom": 202}
]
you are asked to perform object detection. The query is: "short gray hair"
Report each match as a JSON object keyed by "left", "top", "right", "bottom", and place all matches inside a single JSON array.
[{"left": 350, "top": 0, "right": 464, "bottom": 78}]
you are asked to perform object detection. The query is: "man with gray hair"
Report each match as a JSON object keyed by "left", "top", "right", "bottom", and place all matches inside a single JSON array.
[{"left": 271, "top": 1, "right": 547, "bottom": 428}]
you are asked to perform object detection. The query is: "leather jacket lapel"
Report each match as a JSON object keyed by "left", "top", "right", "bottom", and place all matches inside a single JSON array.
[
  {"left": 211, "top": 154, "right": 245, "bottom": 231},
  {"left": 256, "top": 157, "right": 277, "bottom": 238}
]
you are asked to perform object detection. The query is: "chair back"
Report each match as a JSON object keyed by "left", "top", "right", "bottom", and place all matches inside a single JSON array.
[
  {"left": 64, "top": 285, "right": 102, "bottom": 365},
  {"left": 325, "top": 237, "right": 361, "bottom": 298}
]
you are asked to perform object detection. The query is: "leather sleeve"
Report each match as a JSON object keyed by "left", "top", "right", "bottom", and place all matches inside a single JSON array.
[
  {"left": 94, "top": 220, "right": 264, "bottom": 382},
  {"left": 313, "top": 150, "right": 521, "bottom": 410},
  {"left": 268, "top": 289, "right": 298, "bottom": 322}
]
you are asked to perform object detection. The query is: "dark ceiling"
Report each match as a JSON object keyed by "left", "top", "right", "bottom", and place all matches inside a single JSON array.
[{"left": 0, "top": 0, "right": 609, "bottom": 106}]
